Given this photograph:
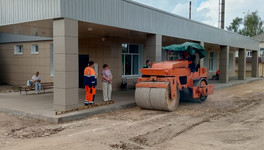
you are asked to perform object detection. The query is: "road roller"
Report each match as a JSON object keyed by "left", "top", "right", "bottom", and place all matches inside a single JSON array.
[{"left": 135, "top": 42, "right": 214, "bottom": 111}]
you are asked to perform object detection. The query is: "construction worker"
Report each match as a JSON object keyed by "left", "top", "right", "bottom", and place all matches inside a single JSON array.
[
  {"left": 84, "top": 61, "right": 97, "bottom": 105},
  {"left": 143, "top": 60, "right": 151, "bottom": 68},
  {"left": 216, "top": 69, "right": 220, "bottom": 80},
  {"left": 211, "top": 69, "right": 220, "bottom": 80}
]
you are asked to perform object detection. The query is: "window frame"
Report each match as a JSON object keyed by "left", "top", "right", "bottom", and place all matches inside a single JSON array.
[
  {"left": 121, "top": 43, "right": 142, "bottom": 78},
  {"left": 31, "top": 44, "right": 39, "bottom": 54},
  {"left": 247, "top": 51, "right": 252, "bottom": 57},
  {"left": 209, "top": 52, "right": 214, "bottom": 71},
  {"left": 14, "top": 45, "right": 23, "bottom": 55},
  {"left": 260, "top": 48, "right": 264, "bottom": 57}
]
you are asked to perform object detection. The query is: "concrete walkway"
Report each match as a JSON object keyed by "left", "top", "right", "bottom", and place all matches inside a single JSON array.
[
  {"left": 208, "top": 77, "right": 262, "bottom": 89},
  {"left": 0, "top": 77, "right": 262, "bottom": 123},
  {"left": 0, "top": 89, "right": 135, "bottom": 123}
]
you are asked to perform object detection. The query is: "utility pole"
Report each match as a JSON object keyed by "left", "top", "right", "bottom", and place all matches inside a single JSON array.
[
  {"left": 189, "top": 1, "right": 192, "bottom": 19},
  {"left": 218, "top": 0, "right": 225, "bottom": 29}
]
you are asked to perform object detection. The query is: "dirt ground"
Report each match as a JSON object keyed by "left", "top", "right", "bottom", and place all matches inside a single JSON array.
[{"left": 0, "top": 80, "right": 264, "bottom": 150}]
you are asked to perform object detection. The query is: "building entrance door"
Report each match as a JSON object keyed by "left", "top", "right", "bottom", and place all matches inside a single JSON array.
[{"left": 79, "top": 55, "right": 89, "bottom": 88}]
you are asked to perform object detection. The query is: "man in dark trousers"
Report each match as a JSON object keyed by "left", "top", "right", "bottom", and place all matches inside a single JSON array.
[
  {"left": 211, "top": 69, "right": 220, "bottom": 80},
  {"left": 83, "top": 61, "right": 97, "bottom": 105}
]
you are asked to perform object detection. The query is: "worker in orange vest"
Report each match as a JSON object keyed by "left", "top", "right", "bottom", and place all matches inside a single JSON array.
[{"left": 84, "top": 61, "right": 97, "bottom": 105}]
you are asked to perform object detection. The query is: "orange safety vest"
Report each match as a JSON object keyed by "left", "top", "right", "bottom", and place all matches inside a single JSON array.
[
  {"left": 84, "top": 67, "right": 97, "bottom": 86},
  {"left": 84, "top": 67, "right": 96, "bottom": 76}
]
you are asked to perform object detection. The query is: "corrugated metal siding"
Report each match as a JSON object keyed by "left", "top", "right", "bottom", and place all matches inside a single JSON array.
[
  {"left": 0, "top": 0, "right": 61, "bottom": 26},
  {"left": 0, "top": 33, "right": 52, "bottom": 44},
  {"left": 0, "top": 0, "right": 259, "bottom": 50},
  {"left": 59, "top": 0, "right": 258, "bottom": 50}
]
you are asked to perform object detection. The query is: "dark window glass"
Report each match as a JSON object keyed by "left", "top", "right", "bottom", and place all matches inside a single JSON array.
[
  {"left": 35, "top": 45, "right": 39, "bottom": 53},
  {"left": 122, "top": 54, "right": 125, "bottom": 75},
  {"left": 125, "top": 55, "right": 131, "bottom": 75},
  {"left": 133, "top": 55, "right": 139, "bottom": 74},
  {"left": 129, "top": 44, "right": 139, "bottom": 53}
]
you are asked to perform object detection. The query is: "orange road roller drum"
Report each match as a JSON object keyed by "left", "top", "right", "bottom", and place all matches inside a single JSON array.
[{"left": 135, "top": 82, "right": 180, "bottom": 111}]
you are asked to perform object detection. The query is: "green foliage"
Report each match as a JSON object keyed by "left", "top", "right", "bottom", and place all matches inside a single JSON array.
[
  {"left": 226, "top": 11, "right": 264, "bottom": 37},
  {"left": 226, "top": 17, "right": 243, "bottom": 33}
]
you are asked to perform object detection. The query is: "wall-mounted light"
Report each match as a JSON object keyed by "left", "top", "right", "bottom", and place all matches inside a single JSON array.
[
  {"left": 102, "top": 36, "right": 110, "bottom": 42},
  {"left": 88, "top": 27, "right": 93, "bottom": 31}
]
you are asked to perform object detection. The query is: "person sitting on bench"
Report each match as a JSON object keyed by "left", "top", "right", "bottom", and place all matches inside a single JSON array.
[
  {"left": 212, "top": 70, "right": 220, "bottom": 80},
  {"left": 32, "top": 72, "right": 41, "bottom": 94}
]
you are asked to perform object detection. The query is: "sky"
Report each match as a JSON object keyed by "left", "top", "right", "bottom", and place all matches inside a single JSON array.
[{"left": 132, "top": 0, "right": 264, "bottom": 29}]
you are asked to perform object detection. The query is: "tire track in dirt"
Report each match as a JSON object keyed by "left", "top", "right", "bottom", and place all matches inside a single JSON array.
[
  {"left": 130, "top": 118, "right": 211, "bottom": 146},
  {"left": 110, "top": 92, "right": 263, "bottom": 149},
  {"left": 4, "top": 126, "right": 65, "bottom": 139}
]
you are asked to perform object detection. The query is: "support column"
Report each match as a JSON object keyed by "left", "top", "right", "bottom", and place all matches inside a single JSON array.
[
  {"left": 252, "top": 51, "right": 258, "bottom": 77},
  {"left": 145, "top": 34, "right": 162, "bottom": 63},
  {"left": 238, "top": 48, "right": 246, "bottom": 80},
  {"left": 199, "top": 41, "right": 205, "bottom": 67},
  {"left": 53, "top": 19, "right": 79, "bottom": 111},
  {"left": 219, "top": 45, "right": 229, "bottom": 83}
]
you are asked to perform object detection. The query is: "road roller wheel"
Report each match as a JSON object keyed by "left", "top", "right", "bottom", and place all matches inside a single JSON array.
[{"left": 135, "top": 82, "right": 180, "bottom": 111}]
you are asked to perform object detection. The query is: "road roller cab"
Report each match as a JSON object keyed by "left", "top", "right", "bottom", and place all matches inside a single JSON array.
[{"left": 135, "top": 42, "right": 214, "bottom": 111}]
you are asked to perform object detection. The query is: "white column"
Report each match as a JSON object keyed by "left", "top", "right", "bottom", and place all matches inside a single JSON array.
[
  {"left": 145, "top": 34, "right": 162, "bottom": 63},
  {"left": 53, "top": 19, "right": 79, "bottom": 111}
]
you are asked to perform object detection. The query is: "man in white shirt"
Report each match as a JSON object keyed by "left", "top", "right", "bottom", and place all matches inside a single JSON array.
[{"left": 32, "top": 72, "right": 41, "bottom": 94}]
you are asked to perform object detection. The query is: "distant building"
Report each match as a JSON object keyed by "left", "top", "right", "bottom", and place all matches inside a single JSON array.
[
  {"left": 235, "top": 33, "right": 264, "bottom": 77},
  {"left": 252, "top": 32, "right": 264, "bottom": 57}
]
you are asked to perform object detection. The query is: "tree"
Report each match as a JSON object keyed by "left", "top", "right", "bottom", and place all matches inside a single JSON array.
[
  {"left": 226, "top": 11, "right": 264, "bottom": 37},
  {"left": 226, "top": 17, "right": 243, "bottom": 33},
  {"left": 242, "top": 11, "right": 263, "bottom": 36}
]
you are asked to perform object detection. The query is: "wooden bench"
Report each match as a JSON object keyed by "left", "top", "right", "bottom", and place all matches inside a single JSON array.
[
  {"left": 41, "top": 82, "right": 54, "bottom": 93},
  {"left": 19, "top": 85, "right": 34, "bottom": 95},
  {"left": 19, "top": 82, "right": 53, "bottom": 95}
]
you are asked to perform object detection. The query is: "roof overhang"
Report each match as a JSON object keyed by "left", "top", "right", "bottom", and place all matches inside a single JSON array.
[{"left": 0, "top": 0, "right": 259, "bottom": 50}]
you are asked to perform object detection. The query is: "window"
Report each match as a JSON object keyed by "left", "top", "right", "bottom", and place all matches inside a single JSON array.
[
  {"left": 163, "top": 50, "right": 179, "bottom": 60},
  {"left": 260, "top": 48, "right": 264, "bottom": 57},
  {"left": 50, "top": 44, "right": 54, "bottom": 76},
  {"left": 31, "top": 44, "right": 39, "bottom": 54},
  {"left": 14, "top": 45, "right": 23, "bottom": 54},
  {"left": 247, "top": 51, "right": 252, "bottom": 57},
  {"left": 122, "top": 43, "right": 141, "bottom": 76},
  {"left": 209, "top": 52, "right": 214, "bottom": 71}
]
